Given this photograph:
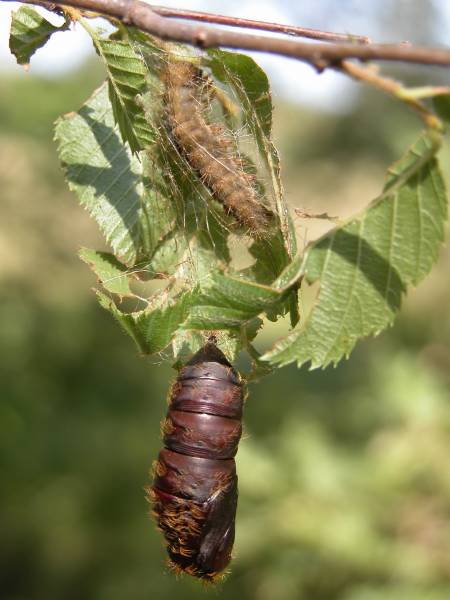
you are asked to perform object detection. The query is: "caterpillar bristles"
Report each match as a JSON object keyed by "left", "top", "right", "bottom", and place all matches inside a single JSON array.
[{"left": 162, "top": 60, "right": 275, "bottom": 237}]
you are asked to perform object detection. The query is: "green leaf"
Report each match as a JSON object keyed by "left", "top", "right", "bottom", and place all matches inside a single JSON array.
[
  {"left": 97, "top": 290, "right": 196, "bottom": 355},
  {"left": 172, "top": 330, "right": 241, "bottom": 368},
  {"left": 263, "top": 133, "right": 447, "bottom": 369},
  {"left": 56, "top": 30, "right": 299, "bottom": 362},
  {"left": 82, "top": 25, "right": 156, "bottom": 153},
  {"left": 207, "top": 50, "right": 273, "bottom": 138},
  {"left": 238, "top": 247, "right": 303, "bottom": 324},
  {"left": 272, "top": 253, "right": 304, "bottom": 290},
  {"left": 183, "top": 272, "right": 290, "bottom": 330},
  {"left": 242, "top": 232, "right": 291, "bottom": 285},
  {"left": 55, "top": 83, "right": 174, "bottom": 266},
  {"left": 9, "top": 6, "right": 69, "bottom": 67},
  {"left": 171, "top": 330, "right": 207, "bottom": 366},
  {"left": 79, "top": 248, "right": 133, "bottom": 296}
]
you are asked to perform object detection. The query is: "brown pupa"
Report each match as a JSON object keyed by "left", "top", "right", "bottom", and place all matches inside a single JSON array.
[{"left": 148, "top": 340, "right": 245, "bottom": 581}]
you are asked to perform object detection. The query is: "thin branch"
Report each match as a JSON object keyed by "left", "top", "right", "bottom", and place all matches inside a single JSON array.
[
  {"left": 338, "top": 61, "right": 442, "bottom": 129},
  {"left": 149, "top": 4, "right": 371, "bottom": 45},
  {"left": 5, "top": 0, "right": 450, "bottom": 68}
]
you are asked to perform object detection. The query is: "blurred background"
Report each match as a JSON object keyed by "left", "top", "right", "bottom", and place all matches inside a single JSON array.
[{"left": 1, "top": 2, "right": 450, "bottom": 599}]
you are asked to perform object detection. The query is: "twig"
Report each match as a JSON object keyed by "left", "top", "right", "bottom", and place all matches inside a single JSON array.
[
  {"left": 5, "top": 0, "right": 450, "bottom": 68},
  {"left": 149, "top": 5, "right": 371, "bottom": 45},
  {"left": 339, "top": 61, "right": 442, "bottom": 129}
]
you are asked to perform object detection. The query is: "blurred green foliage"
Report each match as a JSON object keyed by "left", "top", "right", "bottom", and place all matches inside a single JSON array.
[{"left": 1, "top": 59, "right": 449, "bottom": 600}]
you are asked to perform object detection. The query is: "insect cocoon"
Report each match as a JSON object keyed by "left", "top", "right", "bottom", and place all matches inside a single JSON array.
[{"left": 163, "top": 61, "right": 274, "bottom": 236}]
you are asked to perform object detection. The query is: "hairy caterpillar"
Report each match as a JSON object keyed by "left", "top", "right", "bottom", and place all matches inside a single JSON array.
[
  {"left": 163, "top": 61, "right": 274, "bottom": 236},
  {"left": 148, "top": 340, "right": 245, "bottom": 581}
]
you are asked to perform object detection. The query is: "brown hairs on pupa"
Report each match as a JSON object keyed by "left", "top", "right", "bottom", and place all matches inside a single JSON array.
[{"left": 147, "top": 340, "right": 245, "bottom": 581}]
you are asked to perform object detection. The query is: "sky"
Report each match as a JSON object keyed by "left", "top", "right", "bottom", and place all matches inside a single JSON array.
[{"left": 1, "top": 0, "right": 449, "bottom": 112}]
